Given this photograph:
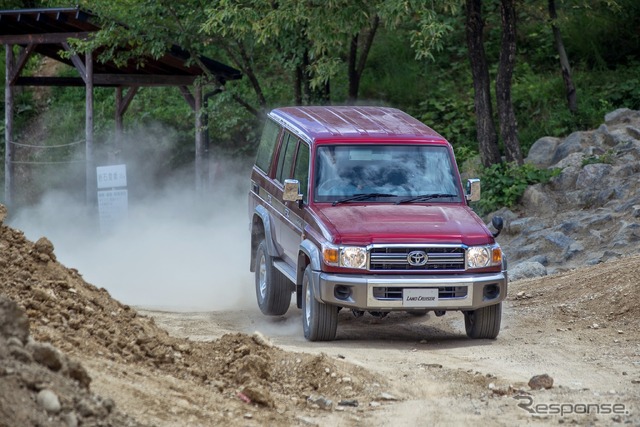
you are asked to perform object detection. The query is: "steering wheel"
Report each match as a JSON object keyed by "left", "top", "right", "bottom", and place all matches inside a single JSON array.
[{"left": 317, "top": 178, "right": 348, "bottom": 193}]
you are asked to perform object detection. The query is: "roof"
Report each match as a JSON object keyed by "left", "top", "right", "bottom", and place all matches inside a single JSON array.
[
  {"left": 0, "top": 7, "right": 242, "bottom": 86},
  {"left": 269, "top": 106, "right": 446, "bottom": 144}
]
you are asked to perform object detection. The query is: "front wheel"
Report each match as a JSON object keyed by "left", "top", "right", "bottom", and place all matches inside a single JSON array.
[
  {"left": 255, "top": 240, "right": 292, "bottom": 316},
  {"left": 463, "top": 303, "right": 502, "bottom": 339},
  {"left": 301, "top": 265, "right": 338, "bottom": 341}
]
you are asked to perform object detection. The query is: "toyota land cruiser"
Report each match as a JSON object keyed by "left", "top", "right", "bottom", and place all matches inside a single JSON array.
[{"left": 248, "top": 106, "right": 507, "bottom": 341}]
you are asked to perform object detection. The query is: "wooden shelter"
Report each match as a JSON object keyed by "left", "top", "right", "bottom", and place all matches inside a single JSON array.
[{"left": 1, "top": 7, "right": 241, "bottom": 209}]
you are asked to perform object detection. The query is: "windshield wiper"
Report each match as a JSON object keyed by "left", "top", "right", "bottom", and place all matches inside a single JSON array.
[
  {"left": 394, "top": 193, "right": 458, "bottom": 205},
  {"left": 332, "top": 193, "right": 396, "bottom": 206}
]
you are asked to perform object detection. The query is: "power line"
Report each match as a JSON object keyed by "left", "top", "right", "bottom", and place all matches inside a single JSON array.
[
  {"left": 8, "top": 139, "right": 85, "bottom": 149},
  {"left": 10, "top": 160, "right": 85, "bottom": 165}
]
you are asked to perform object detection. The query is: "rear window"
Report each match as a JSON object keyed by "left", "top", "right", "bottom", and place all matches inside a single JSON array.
[{"left": 255, "top": 119, "right": 281, "bottom": 173}]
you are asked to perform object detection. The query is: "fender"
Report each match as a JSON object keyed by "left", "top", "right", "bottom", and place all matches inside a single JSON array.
[
  {"left": 253, "top": 205, "right": 280, "bottom": 258},
  {"left": 298, "top": 239, "right": 323, "bottom": 304}
]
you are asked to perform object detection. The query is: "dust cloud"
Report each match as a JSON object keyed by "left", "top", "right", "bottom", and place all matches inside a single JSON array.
[{"left": 9, "top": 145, "right": 258, "bottom": 312}]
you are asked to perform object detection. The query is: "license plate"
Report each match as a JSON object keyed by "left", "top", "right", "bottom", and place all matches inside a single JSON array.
[{"left": 403, "top": 288, "right": 438, "bottom": 307}]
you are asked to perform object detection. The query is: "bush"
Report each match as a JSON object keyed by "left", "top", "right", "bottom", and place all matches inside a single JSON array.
[{"left": 472, "top": 162, "right": 560, "bottom": 216}]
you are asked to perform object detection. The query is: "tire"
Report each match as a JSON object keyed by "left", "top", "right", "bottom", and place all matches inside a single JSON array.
[
  {"left": 464, "top": 303, "right": 502, "bottom": 339},
  {"left": 301, "top": 265, "right": 338, "bottom": 341},
  {"left": 255, "top": 240, "right": 292, "bottom": 316}
]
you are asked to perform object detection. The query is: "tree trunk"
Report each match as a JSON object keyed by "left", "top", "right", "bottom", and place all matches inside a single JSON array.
[
  {"left": 347, "top": 15, "right": 379, "bottom": 103},
  {"left": 465, "top": 0, "right": 501, "bottom": 167},
  {"left": 294, "top": 65, "right": 303, "bottom": 105},
  {"left": 548, "top": 0, "right": 577, "bottom": 114},
  {"left": 496, "top": 0, "right": 523, "bottom": 164}
]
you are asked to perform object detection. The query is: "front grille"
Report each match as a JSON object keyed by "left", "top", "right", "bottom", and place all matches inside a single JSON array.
[
  {"left": 369, "top": 246, "right": 465, "bottom": 271},
  {"left": 372, "top": 286, "right": 468, "bottom": 301}
]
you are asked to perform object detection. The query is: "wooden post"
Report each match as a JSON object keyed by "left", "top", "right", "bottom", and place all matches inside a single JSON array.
[
  {"left": 114, "top": 86, "right": 138, "bottom": 164},
  {"left": 4, "top": 45, "right": 14, "bottom": 210},
  {"left": 85, "top": 51, "right": 95, "bottom": 205},
  {"left": 194, "top": 82, "right": 205, "bottom": 193},
  {"left": 115, "top": 86, "right": 123, "bottom": 162}
]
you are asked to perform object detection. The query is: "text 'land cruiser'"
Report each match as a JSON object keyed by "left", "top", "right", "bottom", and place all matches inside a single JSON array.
[{"left": 248, "top": 106, "right": 507, "bottom": 341}]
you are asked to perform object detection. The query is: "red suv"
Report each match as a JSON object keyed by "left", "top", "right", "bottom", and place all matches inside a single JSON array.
[{"left": 249, "top": 106, "right": 507, "bottom": 341}]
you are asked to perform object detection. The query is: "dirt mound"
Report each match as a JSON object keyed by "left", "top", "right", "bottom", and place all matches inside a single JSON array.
[
  {"left": 0, "top": 296, "right": 142, "bottom": 427},
  {"left": 510, "top": 253, "right": 640, "bottom": 328},
  {"left": 0, "top": 205, "right": 386, "bottom": 426}
]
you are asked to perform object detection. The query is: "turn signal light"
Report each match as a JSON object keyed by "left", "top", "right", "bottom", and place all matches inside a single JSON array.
[{"left": 323, "top": 247, "right": 339, "bottom": 264}]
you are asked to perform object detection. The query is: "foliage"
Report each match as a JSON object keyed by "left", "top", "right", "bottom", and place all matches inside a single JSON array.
[
  {"left": 582, "top": 150, "right": 615, "bottom": 167},
  {"left": 3, "top": 0, "right": 640, "bottom": 211},
  {"left": 472, "top": 162, "right": 560, "bottom": 216}
]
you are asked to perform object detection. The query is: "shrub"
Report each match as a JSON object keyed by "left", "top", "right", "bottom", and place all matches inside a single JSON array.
[{"left": 472, "top": 162, "right": 560, "bottom": 216}]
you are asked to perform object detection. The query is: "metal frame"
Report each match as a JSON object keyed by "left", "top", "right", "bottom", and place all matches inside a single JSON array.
[{"left": 1, "top": 7, "right": 241, "bottom": 210}]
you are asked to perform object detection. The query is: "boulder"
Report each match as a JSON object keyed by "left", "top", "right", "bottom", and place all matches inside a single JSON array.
[
  {"left": 525, "top": 136, "right": 561, "bottom": 168},
  {"left": 509, "top": 261, "right": 547, "bottom": 281}
]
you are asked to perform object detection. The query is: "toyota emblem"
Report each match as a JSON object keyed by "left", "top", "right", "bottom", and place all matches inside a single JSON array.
[{"left": 407, "top": 250, "right": 428, "bottom": 266}]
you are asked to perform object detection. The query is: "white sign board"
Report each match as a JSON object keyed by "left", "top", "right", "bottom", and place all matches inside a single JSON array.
[
  {"left": 98, "top": 189, "right": 128, "bottom": 231},
  {"left": 97, "top": 164, "right": 127, "bottom": 189},
  {"left": 402, "top": 288, "right": 439, "bottom": 307}
]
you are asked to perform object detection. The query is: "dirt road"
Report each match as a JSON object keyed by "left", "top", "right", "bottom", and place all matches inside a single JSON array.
[{"left": 139, "top": 256, "right": 640, "bottom": 426}]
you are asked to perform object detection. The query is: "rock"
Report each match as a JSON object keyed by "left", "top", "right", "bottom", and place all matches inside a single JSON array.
[
  {"left": 576, "top": 163, "right": 613, "bottom": 190},
  {"left": 604, "top": 108, "right": 640, "bottom": 126},
  {"left": 551, "top": 131, "right": 592, "bottom": 165},
  {"left": 565, "top": 241, "right": 585, "bottom": 260},
  {"left": 549, "top": 166, "right": 579, "bottom": 192},
  {"left": 37, "top": 389, "right": 62, "bottom": 414},
  {"left": 526, "top": 136, "right": 561, "bottom": 168},
  {"left": 28, "top": 341, "right": 65, "bottom": 372},
  {"left": 506, "top": 217, "right": 545, "bottom": 235},
  {"left": 545, "top": 231, "right": 573, "bottom": 250},
  {"left": 0, "top": 204, "right": 7, "bottom": 223},
  {"left": 380, "top": 392, "right": 397, "bottom": 401},
  {"left": 34, "top": 237, "right": 56, "bottom": 261},
  {"left": 62, "top": 412, "right": 78, "bottom": 427},
  {"left": 252, "top": 331, "right": 274, "bottom": 348},
  {"left": 66, "top": 359, "right": 92, "bottom": 389},
  {"left": 521, "top": 185, "right": 557, "bottom": 216},
  {"left": 338, "top": 399, "right": 359, "bottom": 407},
  {"left": 0, "top": 296, "right": 30, "bottom": 344},
  {"left": 76, "top": 397, "right": 108, "bottom": 418},
  {"left": 307, "top": 394, "right": 333, "bottom": 410},
  {"left": 528, "top": 374, "right": 554, "bottom": 390},
  {"left": 242, "top": 385, "right": 274, "bottom": 407},
  {"left": 509, "top": 262, "right": 547, "bottom": 281},
  {"left": 235, "top": 354, "right": 270, "bottom": 384},
  {"left": 525, "top": 255, "right": 548, "bottom": 266},
  {"left": 9, "top": 345, "right": 34, "bottom": 363}
]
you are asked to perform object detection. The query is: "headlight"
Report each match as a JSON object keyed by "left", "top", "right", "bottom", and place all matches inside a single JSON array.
[
  {"left": 340, "top": 247, "right": 367, "bottom": 269},
  {"left": 467, "top": 245, "right": 502, "bottom": 269},
  {"left": 323, "top": 244, "right": 368, "bottom": 269}
]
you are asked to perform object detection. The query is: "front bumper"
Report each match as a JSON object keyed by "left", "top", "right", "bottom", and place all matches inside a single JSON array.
[{"left": 313, "top": 270, "right": 507, "bottom": 311}]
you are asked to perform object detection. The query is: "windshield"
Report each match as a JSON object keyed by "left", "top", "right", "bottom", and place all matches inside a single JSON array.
[{"left": 313, "top": 144, "right": 461, "bottom": 203}]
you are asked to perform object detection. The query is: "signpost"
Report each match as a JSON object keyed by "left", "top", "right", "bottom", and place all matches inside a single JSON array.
[{"left": 96, "top": 164, "right": 128, "bottom": 231}]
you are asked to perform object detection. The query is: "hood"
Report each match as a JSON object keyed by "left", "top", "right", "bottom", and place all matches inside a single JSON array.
[{"left": 313, "top": 203, "right": 493, "bottom": 246}]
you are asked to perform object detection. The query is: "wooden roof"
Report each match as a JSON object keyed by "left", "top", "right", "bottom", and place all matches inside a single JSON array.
[{"left": 0, "top": 7, "right": 242, "bottom": 87}]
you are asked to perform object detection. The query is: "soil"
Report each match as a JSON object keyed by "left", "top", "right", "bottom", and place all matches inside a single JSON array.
[{"left": 0, "top": 202, "right": 639, "bottom": 426}]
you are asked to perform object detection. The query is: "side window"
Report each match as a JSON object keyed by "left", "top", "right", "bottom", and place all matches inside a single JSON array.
[
  {"left": 255, "top": 119, "right": 280, "bottom": 173},
  {"left": 276, "top": 133, "right": 296, "bottom": 183},
  {"left": 293, "top": 142, "right": 310, "bottom": 201}
]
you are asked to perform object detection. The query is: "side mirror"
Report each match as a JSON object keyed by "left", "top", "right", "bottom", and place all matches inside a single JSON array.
[
  {"left": 491, "top": 216, "right": 504, "bottom": 238},
  {"left": 283, "top": 179, "right": 303, "bottom": 206},
  {"left": 466, "top": 178, "right": 481, "bottom": 202}
]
